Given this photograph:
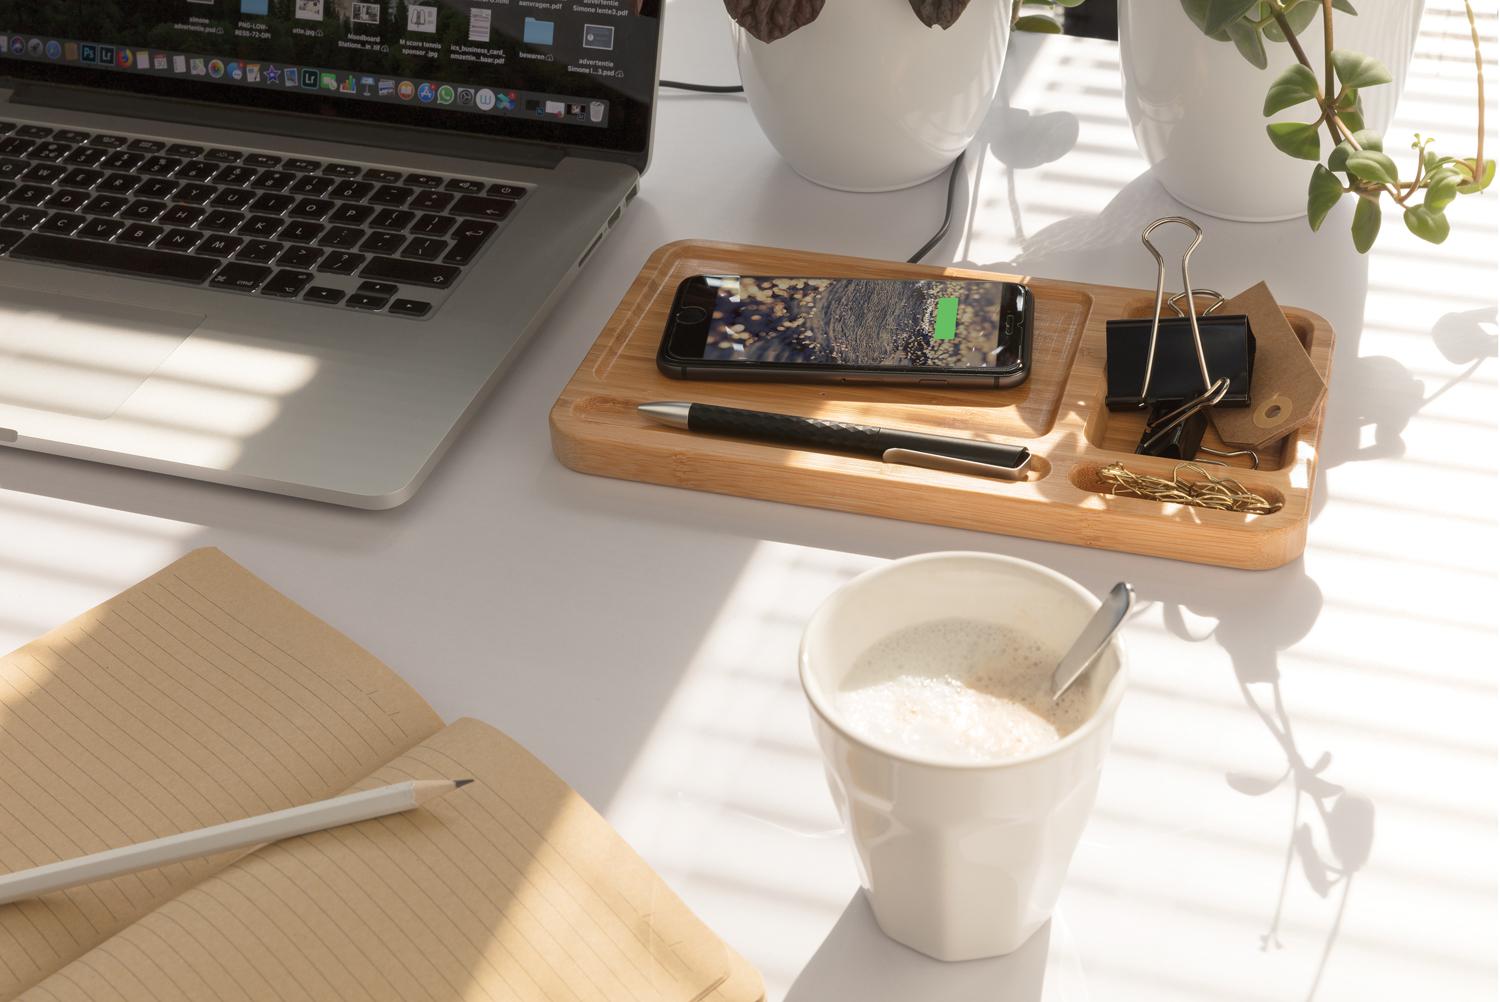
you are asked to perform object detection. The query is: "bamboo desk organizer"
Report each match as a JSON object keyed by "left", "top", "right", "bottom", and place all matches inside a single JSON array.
[{"left": 549, "top": 241, "right": 1335, "bottom": 570}]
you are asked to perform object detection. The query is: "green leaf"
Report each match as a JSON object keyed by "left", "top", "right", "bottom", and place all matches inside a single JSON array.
[
  {"left": 1403, "top": 205, "right": 1450, "bottom": 244},
  {"left": 1267, "top": 122, "right": 1323, "bottom": 161},
  {"left": 1345, "top": 149, "right": 1399, "bottom": 184},
  {"left": 1425, "top": 172, "right": 1461, "bottom": 211},
  {"left": 1332, "top": 49, "right": 1392, "bottom": 89},
  {"left": 1203, "top": 0, "right": 1260, "bottom": 35},
  {"left": 1457, "top": 158, "right": 1496, "bottom": 194},
  {"left": 1178, "top": 0, "right": 1232, "bottom": 40},
  {"left": 1332, "top": 0, "right": 1358, "bottom": 13},
  {"left": 1307, "top": 164, "right": 1344, "bottom": 231},
  {"left": 1013, "top": 14, "right": 1061, "bottom": 31},
  {"left": 1328, "top": 140, "right": 1354, "bottom": 174},
  {"left": 1336, "top": 87, "right": 1360, "bottom": 110},
  {"left": 1264, "top": 64, "right": 1320, "bottom": 115},
  {"left": 1264, "top": 1, "right": 1318, "bottom": 41},
  {"left": 1349, "top": 129, "right": 1382, "bottom": 152},
  {"left": 1351, "top": 196, "right": 1381, "bottom": 252},
  {"left": 1227, "top": 19, "right": 1267, "bottom": 69}
]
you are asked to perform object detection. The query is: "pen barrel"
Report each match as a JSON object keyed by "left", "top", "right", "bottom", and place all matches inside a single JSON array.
[{"left": 688, "top": 403, "right": 883, "bottom": 456}]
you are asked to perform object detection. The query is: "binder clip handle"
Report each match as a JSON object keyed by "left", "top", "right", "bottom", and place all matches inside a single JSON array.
[{"left": 1139, "top": 216, "right": 1215, "bottom": 403}]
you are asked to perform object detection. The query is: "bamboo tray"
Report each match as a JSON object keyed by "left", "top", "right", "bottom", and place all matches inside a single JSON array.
[{"left": 549, "top": 241, "right": 1335, "bottom": 569}]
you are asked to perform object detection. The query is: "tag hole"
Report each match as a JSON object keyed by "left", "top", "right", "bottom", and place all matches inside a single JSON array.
[{"left": 1266, "top": 404, "right": 1282, "bottom": 419}]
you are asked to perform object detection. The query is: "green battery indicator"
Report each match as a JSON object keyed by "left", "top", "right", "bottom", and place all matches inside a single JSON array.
[{"left": 933, "top": 296, "right": 959, "bottom": 340}]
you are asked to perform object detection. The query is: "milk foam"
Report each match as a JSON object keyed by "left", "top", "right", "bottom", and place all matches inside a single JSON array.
[{"left": 832, "top": 618, "right": 1090, "bottom": 763}]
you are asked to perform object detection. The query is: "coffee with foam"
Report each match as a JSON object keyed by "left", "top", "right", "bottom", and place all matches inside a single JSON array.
[{"left": 832, "top": 618, "right": 1091, "bottom": 763}]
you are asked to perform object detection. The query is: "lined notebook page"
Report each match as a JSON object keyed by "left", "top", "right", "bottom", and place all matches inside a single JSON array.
[
  {"left": 26, "top": 718, "right": 741, "bottom": 1002},
  {"left": 0, "top": 549, "right": 443, "bottom": 1000}
]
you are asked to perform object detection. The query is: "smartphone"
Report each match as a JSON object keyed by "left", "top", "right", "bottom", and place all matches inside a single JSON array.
[{"left": 657, "top": 275, "right": 1033, "bottom": 387}]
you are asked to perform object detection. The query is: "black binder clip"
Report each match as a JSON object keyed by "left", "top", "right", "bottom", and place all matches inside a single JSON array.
[{"left": 1104, "top": 217, "right": 1259, "bottom": 465}]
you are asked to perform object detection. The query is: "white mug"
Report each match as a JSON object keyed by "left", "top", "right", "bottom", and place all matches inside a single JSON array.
[{"left": 799, "top": 552, "right": 1128, "bottom": 961}]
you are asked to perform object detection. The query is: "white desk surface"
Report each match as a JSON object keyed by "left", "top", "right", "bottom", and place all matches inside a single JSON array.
[{"left": 2, "top": 3, "right": 1495, "bottom": 1000}]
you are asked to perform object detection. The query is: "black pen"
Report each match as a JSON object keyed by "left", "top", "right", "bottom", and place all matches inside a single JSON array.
[{"left": 637, "top": 402, "right": 1031, "bottom": 481}]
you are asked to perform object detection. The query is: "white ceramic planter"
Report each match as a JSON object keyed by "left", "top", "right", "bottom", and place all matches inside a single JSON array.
[
  {"left": 1120, "top": 0, "right": 1425, "bottom": 221},
  {"left": 734, "top": 0, "right": 1011, "bottom": 192}
]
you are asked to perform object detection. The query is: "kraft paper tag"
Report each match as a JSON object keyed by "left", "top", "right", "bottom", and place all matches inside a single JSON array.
[{"left": 1209, "top": 282, "right": 1326, "bottom": 450}]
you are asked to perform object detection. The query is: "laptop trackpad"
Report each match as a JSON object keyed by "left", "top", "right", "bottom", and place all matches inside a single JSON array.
[{"left": 0, "top": 285, "right": 203, "bottom": 420}]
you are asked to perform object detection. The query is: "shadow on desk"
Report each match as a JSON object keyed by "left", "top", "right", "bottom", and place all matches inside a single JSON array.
[{"left": 785, "top": 893, "right": 1051, "bottom": 1002}]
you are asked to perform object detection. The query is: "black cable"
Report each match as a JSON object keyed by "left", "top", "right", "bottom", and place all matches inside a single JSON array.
[
  {"left": 906, "top": 150, "right": 965, "bottom": 264},
  {"left": 660, "top": 80, "right": 745, "bottom": 93}
]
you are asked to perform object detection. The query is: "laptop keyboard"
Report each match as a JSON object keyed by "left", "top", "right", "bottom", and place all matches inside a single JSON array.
[{"left": 0, "top": 119, "right": 526, "bottom": 320}]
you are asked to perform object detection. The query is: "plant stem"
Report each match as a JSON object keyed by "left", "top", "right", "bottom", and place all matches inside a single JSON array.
[
  {"left": 1011, "top": 0, "right": 1023, "bottom": 27},
  {"left": 1321, "top": 0, "right": 1336, "bottom": 126},
  {"left": 1465, "top": 0, "right": 1485, "bottom": 175},
  {"left": 1273, "top": 8, "right": 1342, "bottom": 148}
]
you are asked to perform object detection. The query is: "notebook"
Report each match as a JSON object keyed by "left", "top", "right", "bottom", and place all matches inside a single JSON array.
[{"left": 0, "top": 549, "right": 763, "bottom": 1002}]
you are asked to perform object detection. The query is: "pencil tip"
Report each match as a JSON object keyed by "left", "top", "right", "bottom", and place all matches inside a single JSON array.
[{"left": 454, "top": 779, "right": 474, "bottom": 788}]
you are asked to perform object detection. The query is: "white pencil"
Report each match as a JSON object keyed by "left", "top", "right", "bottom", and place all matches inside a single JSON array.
[{"left": 0, "top": 778, "right": 472, "bottom": 906}]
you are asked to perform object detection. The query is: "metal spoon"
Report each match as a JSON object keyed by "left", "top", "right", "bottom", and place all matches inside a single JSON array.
[{"left": 1050, "top": 582, "right": 1134, "bottom": 701}]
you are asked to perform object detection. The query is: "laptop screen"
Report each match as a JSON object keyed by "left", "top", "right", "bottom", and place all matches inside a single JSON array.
[{"left": 0, "top": 1, "right": 661, "bottom": 158}]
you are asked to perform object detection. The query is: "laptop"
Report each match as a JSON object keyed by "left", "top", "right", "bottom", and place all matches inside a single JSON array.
[{"left": 0, "top": 2, "right": 660, "bottom": 507}]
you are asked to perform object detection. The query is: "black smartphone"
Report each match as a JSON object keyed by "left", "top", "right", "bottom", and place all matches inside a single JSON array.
[{"left": 657, "top": 275, "right": 1033, "bottom": 387}]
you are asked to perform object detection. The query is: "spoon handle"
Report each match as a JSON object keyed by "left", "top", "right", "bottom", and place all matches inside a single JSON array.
[{"left": 1051, "top": 582, "right": 1134, "bottom": 701}]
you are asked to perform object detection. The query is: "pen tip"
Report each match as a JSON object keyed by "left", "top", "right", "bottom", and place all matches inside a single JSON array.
[{"left": 454, "top": 779, "right": 474, "bottom": 788}]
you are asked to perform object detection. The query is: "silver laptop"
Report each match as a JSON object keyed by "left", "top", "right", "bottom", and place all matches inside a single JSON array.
[{"left": 0, "top": 3, "right": 659, "bottom": 507}]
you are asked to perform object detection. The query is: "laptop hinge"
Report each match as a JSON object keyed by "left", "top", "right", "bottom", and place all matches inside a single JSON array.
[{"left": 5, "top": 82, "right": 571, "bottom": 170}]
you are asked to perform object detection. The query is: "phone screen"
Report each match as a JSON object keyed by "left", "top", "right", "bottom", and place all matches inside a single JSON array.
[{"left": 666, "top": 276, "right": 1028, "bottom": 372}]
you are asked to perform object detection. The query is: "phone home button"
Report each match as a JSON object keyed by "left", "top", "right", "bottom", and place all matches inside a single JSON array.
[{"left": 675, "top": 306, "right": 708, "bottom": 325}]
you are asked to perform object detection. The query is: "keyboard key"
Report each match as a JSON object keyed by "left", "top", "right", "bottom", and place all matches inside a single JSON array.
[
  {"left": 210, "top": 262, "right": 272, "bottom": 291},
  {"left": 139, "top": 155, "right": 183, "bottom": 176},
  {"left": 39, "top": 212, "right": 86, "bottom": 236},
  {"left": 251, "top": 170, "right": 295, "bottom": 191},
  {"left": 117, "top": 223, "right": 165, "bottom": 246},
  {"left": 248, "top": 192, "right": 296, "bottom": 214},
  {"left": 0, "top": 227, "right": 22, "bottom": 254},
  {"left": 288, "top": 174, "right": 335, "bottom": 196},
  {"left": 31, "top": 144, "right": 72, "bottom": 164},
  {"left": 83, "top": 194, "right": 130, "bottom": 216},
  {"left": 205, "top": 148, "right": 243, "bottom": 163},
  {"left": 159, "top": 203, "right": 206, "bottom": 226},
  {"left": 196, "top": 233, "right": 243, "bottom": 257},
  {"left": 0, "top": 180, "right": 13, "bottom": 201},
  {"left": 0, "top": 123, "right": 12, "bottom": 136},
  {"left": 53, "top": 130, "right": 92, "bottom": 145},
  {"left": 21, "top": 162, "right": 66, "bottom": 184},
  {"left": 241, "top": 214, "right": 285, "bottom": 237},
  {"left": 99, "top": 150, "right": 145, "bottom": 171},
  {"left": 14, "top": 125, "right": 53, "bottom": 140},
  {"left": 303, "top": 285, "right": 345, "bottom": 304},
  {"left": 444, "top": 178, "right": 486, "bottom": 194},
  {"left": 211, "top": 188, "right": 257, "bottom": 210},
  {"left": 165, "top": 143, "right": 206, "bottom": 158},
  {"left": 402, "top": 236, "right": 446, "bottom": 260},
  {"left": 100, "top": 173, "right": 143, "bottom": 196},
  {"left": 360, "top": 231, "right": 404, "bottom": 255},
  {"left": 280, "top": 220, "right": 324, "bottom": 243},
  {"left": 317, "top": 250, "right": 364, "bottom": 275},
  {"left": 317, "top": 225, "right": 363, "bottom": 249},
  {"left": 486, "top": 183, "right": 526, "bottom": 200},
  {"left": 289, "top": 197, "right": 334, "bottom": 219},
  {"left": 329, "top": 179, "right": 373, "bottom": 201},
  {"left": 238, "top": 239, "right": 284, "bottom": 264},
  {"left": 121, "top": 200, "right": 167, "bottom": 221},
  {"left": 61, "top": 146, "right": 109, "bottom": 166},
  {"left": 59, "top": 167, "right": 105, "bottom": 189},
  {"left": 177, "top": 160, "right": 221, "bottom": 182},
  {"left": 388, "top": 298, "right": 432, "bottom": 318},
  {"left": 363, "top": 168, "right": 402, "bottom": 183},
  {"left": 0, "top": 138, "right": 35, "bottom": 157},
  {"left": 0, "top": 158, "right": 26, "bottom": 179},
  {"left": 278, "top": 244, "right": 323, "bottom": 269},
  {"left": 283, "top": 158, "right": 322, "bottom": 173},
  {"left": 201, "top": 209, "right": 246, "bottom": 231},
  {"left": 403, "top": 173, "right": 442, "bottom": 188},
  {"left": 329, "top": 202, "right": 374, "bottom": 225},
  {"left": 214, "top": 165, "right": 258, "bottom": 187},
  {"left": 361, "top": 256, "right": 460, "bottom": 288},
  {"left": 450, "top": 195, "right": 516, "bottom": 221},
  {"left": 128, "top": 139, "right": 166, "bottom": 153},
  {"left": 243, "top": 153, "right": 282, "bottom": 168},
  {"left": 172, "top": 182, "right": 217, "bottom": 204},
  {"left": 43, "top": 189, "right": 90, "bottom": 212},
  {"left": 443, "top": 219, "right": 497, "bottom": 265},
  {"left": 323, "top": 163, "right": 362, "bottom": 178},
  {"left": 410, "top": 190, "right": 453, "bottom": 212},
  {"left": 88, "top": 134, "right": 130, "bottom": 149},
  {"left": 77, "top": 217, "right": 125, "bottom": 241},
  {"left": 410, "top": 213, "right": 455, "bottom": 236},
  {"left": 345, "top": 293, "right": 390, "bottom": 311},
  {"left": 357, "top": 280, "right": 398, "bottom": 297},
  {"left": 262, "top": 268, "right": 314, "bottom": 297},
  {"left": 370, "top": 184, "right": 413, "bottom": 206},
  {"left": 7, "top": 184, "right": 52, "bottom": 206},
  {"left": 136, "top": 178, "right": 179, "bottom": 200},
  {"left": 1, "top": 207, "right": 46, "bottom": 229},
  {"left": 11, "top": 232, "right": 217, "bottom": 283},
  {"left": 370, "top": 208, "right": 414, "bottom": 231},
  {"left": 157, "top": 228, "right": 204, "bottom": 252}
]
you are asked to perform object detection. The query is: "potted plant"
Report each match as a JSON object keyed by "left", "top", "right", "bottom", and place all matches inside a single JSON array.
[{"left": 1121, "top": 0, "right": 1492, "bottom": 247}]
